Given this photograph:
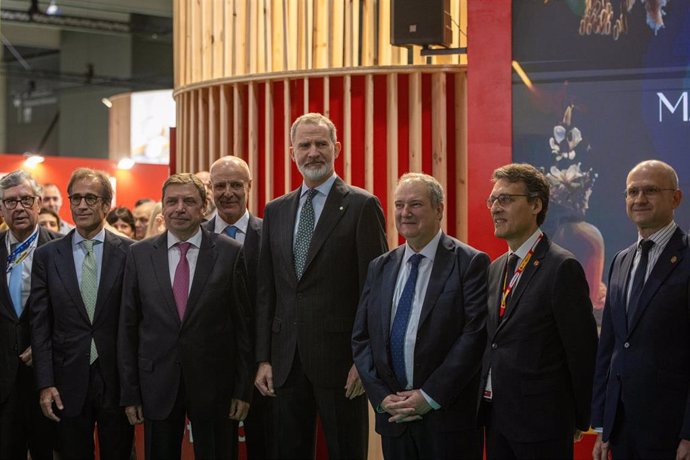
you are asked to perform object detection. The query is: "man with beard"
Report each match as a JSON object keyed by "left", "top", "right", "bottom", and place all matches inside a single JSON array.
[{"left": 255, "top": 112, "right": 388, "bottom": 459}]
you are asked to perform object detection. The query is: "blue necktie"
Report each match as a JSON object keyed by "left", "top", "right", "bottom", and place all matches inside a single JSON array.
[
  {"left": 390, "top": 253, "right": 424, "bottom": 388},
  {"left": 8, "top": 244, "right": 23, "bottom": 317},
  {"left": 224, "top": 225, "right": 238, "bottom": 239},
  {"left": 627, "top": 239, "right": 654, "bottom": 327}
]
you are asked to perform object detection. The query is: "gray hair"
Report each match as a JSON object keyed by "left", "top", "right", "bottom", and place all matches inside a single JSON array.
[
  {"left": 290, "top": 113, "right": 338, "bottom": 145},
  {"left": 0, "top": 170, "right": 42, "bottom": 199},
  {"left": 398, "top": 172, "right": 444, "bottom": 208}
]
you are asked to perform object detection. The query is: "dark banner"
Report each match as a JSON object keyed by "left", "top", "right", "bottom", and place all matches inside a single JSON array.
[{"left": 512, "top": 0, "right": 690, "bottom": 321}]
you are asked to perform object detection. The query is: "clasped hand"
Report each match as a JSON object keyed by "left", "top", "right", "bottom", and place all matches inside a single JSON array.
[{"left": 381, "top": 390, "right": 432, "bottom": 423}]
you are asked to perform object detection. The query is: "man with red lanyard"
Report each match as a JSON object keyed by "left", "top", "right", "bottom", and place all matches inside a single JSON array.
[{"left": 479, "top": 163, "right": 598, "bottom": 459}]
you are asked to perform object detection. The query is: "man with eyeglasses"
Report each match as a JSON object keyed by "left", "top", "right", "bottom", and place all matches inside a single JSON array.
[
  {"left": 480, "top": 163, "right": 597, "bottom": 460},
  {"left": 204, "top": 155, "right": 272, "bottom": 459},
  {"left": 0, "top": 170, "right": 60, "bottom": 460},
  {"left": 592, "top": 160, "right": 690, "bottom": 460},
  {"left": 31, "top": 168, "right": 134, "bottom": 460}
]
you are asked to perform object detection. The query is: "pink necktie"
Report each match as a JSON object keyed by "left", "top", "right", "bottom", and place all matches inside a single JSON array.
[{"left": 172, "top": 242, "right": 191, "bottom": 320}]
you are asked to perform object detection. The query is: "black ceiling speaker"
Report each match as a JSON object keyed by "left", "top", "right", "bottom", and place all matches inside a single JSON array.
[{"left": 391, "top": 0, "right": 452, "bottom": 47}]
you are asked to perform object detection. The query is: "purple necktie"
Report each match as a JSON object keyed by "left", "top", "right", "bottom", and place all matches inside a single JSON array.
[{"left": 173, "top": 242, "right": 191, "bottom": 320}]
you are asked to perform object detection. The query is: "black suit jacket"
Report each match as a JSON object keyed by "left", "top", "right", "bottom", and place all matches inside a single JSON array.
[
  {"left": 118, "top": 229, "right": 253, "bottom": 421},
  {"left": 592, "top": 227, "right": 690, "bottom": 447},
  {"left": 256, "top": 177, "right": 388, "bottom": 388},
  {"left": 480, "top": 235, "right": 597, "bottom": 442},
  {"left": 30, "top": 229, "right": 132, "bottom": 417},
  {"left": 0, "top": 227, "right": 61, "bottom": 404},
  {"left": 203, "top": 213, "right": 262, "bottom": 305},
  {"left": 352, "top": 233, "right": 489, "bottom": 437}
]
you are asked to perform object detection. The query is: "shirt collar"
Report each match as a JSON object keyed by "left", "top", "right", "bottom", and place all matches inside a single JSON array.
[
  {"left": 403, "top": 230, "right": 443, "bottom": 264},
  {"left": 300, "top": 173, "right": 337, "bottom": 198},
  {"left": 7, "top": 225, "right": 40, "bottom": 246},
  {"left": 511, "top": 228, "right": 543, "bottom": 260},
  {"left": 167, "top": 227, "right": 203, "bottom": 249},
  {"left": 216, "top": 209, "right": 249, "bottom": 235},
  {"left": 637, "top": 220, "right": 677, "bottom": 248},
  {"left": 73, "top": 227, "right": 106, "bottom": 247}
]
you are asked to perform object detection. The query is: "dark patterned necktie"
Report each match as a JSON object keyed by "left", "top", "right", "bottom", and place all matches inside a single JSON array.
[
  {"left": 627, "top": 239, "right": 654, "bottom": 326},
  {"left": 390, "top": 253, "right": 424, "bottom": 388},
  {"left": 294, "top": 189, "right": 317, "bottom": 279}
]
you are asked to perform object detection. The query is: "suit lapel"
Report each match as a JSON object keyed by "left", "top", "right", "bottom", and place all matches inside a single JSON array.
[
  {"left": 244, "top": 215, "right": 260, "bottom": 258},
  {"left": 151, "top": 233, "right": 181, "bottom": 326},
  {"left": 54, "top": 232, "right": 91, "bottom": 323},
  {"left": 628, "top": 228, "right": 685, "bottom": 334},
  {"left": 93, "top": 231, "right": 125, "bottom": 324},
  {"left": 280, "top": 190, "right": 301, "bottom": 282},
  {"left": 487, "top": 253, "right": 507, "bottom": 340},
  {"left": 612, "top": 245, "right": 636, "bottom": 334},
  {"left": 496, "top": 237, "right": 547, "bottom": 331},
  {"left": 381, "top": 247, "right": 405, "bottom": 340},
  {"left": 184, "top": 230, "right": 217, "bottom": 324},
  {"left": 0, "top": 231, "right": 14, "bottom": 321},
  {"left": 417, "top": 234, "right": 454, "bottom": 329},
  {"left": 303, "top": 178, "right": 349, "bottom": 276}
]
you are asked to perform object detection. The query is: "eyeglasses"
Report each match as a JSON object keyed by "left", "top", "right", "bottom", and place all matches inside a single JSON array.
[
  {"left": 486, "top": 194, "right": 531, "bottom": 208},
  {"left": 68, "top": 194, "right": 102, "bottom": 206},
  {"left": 624, "top": 186, "right": 676, "bottom": 199},
  {"left": 2, "top": 196, "right": 37, "bottom": 209}
]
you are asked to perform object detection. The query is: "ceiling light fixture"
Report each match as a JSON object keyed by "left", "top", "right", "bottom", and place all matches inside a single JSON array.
[
  {"left": 117, "top": 158, "right": 135, "bottom": 170},
  {"left": 45, "top": 0, "right": 60, "bottom": 16},
  {"left": 23, "top": 153, "right": 45, "bottom": 168}
]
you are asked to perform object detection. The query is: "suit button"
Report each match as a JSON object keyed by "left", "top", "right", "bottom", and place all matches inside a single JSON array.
[
  {"left": 624, "top": 342, "right": 630, "bottom": 349},
  {"left": 491, "top": 343, "right": 498, "bottom": 350}
]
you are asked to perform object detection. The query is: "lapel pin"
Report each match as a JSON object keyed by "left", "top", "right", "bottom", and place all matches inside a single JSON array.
[
  {"left": 339, "top": 206, "right": 344, "bottom": 211},
  {"left": 533, "top": 260, "right": 540, "bottom": 267},
  {"left": 671, "top": 256, "right": 678, "bottom": 264}
]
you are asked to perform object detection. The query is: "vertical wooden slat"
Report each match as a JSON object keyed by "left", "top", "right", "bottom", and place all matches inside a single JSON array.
[
  {"left": 197, "top": 88, "right": 209, "bottom": 171},
  {"left": 351, "top": 0, "right": 360, "bottom": 66},
  {"left": 364, "top": 73, "right": 374, "bottom": 191},
  {"left": 201, "top": 0, "right": 213, "bottom": 80},
  {"left": 212, "top": 0, "right": 224, "bottom": 79},
  {"left": 225, "top": 0, "right": 235, "bottom": 76},
  {"left": 378, "top": 0, "right": 390, "bottom": 66},
  {"left": 323, "top": 75, "right": 330, "bottom": 119},
  {"left": 455, "top": 71, "right": 468, "bottom": 241},
  {"left": 248, "top": 82, "right": 259, "bottom": 211},
  {"left": 283, "top": 78, "right": 292, "bottom": 194},
  {"left": 248, "top": 0, "right": 259, "bottom": 74},
  {"left": 343, "top": 75, "right": 352, "bottom": 183},
  {"left": 313, "top": 0, "right": 329, "bottom": 68},
  {"left": 264, "top": 81, "right": 274, "bottom": 204},
  {"left": 331, "top": 0, "right": 344, "bottom": 68},
  {"left": 408, "top": 72, "right": 422, "bottom": 172},
  {"left": 173, "top": 0, "right": 181, "bottom": 87},
  {"left": 189, "top": 91, "right": 197, "bottom": 172},
  {"left": 286, "top": 0, "right": 298, "bottom": 70},
  {"left": 305, "top": 0, "right": 314, "bottom": 69},
  {"left": 343, "top": 0, "right": 352, "bottom": 67},
  {"left": 219, "top": 84, "right": 231, "bottom": 157},
  {"left": 431, "top": 72, "right": 448, "bottom": 232},
  {"left": 386, "top": 73, "right": 399, "bottom": 247},
  {"left": 209, "top": 86, "right": 220, "bottom": 163},
  {"left": 233, "top": 84, "right": 245, "bottom": 159}
]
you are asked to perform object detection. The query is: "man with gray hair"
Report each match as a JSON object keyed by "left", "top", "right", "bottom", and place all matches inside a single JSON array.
[
  {"left": 31, "top": 168, "right": 134, "bottom": 460},
  {"left": 353, "top": 172, "right": 489, "bottom": 459},
  {"left": 0, "top": 170, "right": 60, "bottom": 459},
  {"left": 255, "top": 112, "right": 388, "bottom": 459}
]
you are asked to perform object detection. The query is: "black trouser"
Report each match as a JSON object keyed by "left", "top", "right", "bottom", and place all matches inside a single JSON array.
[
  {"left": 244, "top": 386, "right": 275, "bottom": 460},
  {"left": 58, "top": 361, "right": 134, "bottom": 460},
  {"left": 381, "top": 422, "right": 481, "bottom": 460}
]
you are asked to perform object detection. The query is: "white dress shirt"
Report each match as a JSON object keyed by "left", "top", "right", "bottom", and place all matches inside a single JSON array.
[
  {"left": 214, "top": 209, "right": 249, "bottom": 244},
  {"left": 391, "top": 230, "right": 443, "bottom": 408},
  {"left": 167, "top": 229, "right": 203, "bottom": 294}
]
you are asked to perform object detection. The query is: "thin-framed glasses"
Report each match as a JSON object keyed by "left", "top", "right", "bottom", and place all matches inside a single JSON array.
[
  {"left": 624, "top": 186, "right": 675, "bottom": 199},
  {"left": 2, "top": 196, "right": 37, "bottom": 209},
  {"left": 486, "top": 194, "right": 531, "bottom": 209},
  {"left": 68, "top": 194, "right": 102, "bottom": 206}
]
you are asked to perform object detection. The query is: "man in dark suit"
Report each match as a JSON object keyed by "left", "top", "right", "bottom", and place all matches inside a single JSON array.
[
  {"left": 31, "top": 168, "right": 134, "bottom": 460},
  {"left": 480, "top": 163, "right": 597, "bottom": 459},
  {"left": 254, "top": 112, "right": 388, "bottom": 459},
  {"left": 205, "top": 155, "right": 272, "bottom": 459},
  {"left": 592, "top": 160, "right": 690, "bottom": 460},
  {"left": 352, "top": 173, "right": 489, "bottom": 459},
  {"left": 118, "top": 173, "right": 253, "bottom": 460},
  {"left": 0, "top": 170, "right": 60, "bottom": 460}
]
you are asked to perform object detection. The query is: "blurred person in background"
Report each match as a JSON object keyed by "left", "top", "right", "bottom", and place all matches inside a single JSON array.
[
  {"left": 132, "top": 199, "right": 156, "bottom": 240},
  {"left": 144, "top": 202, "right": 165, "bottom": 239},
  {"left": 41, "top": 183, "right": 74, "bottom": 234},
  {"left": 106, "top": 207, "right": 136, "bottom": 239},
  {"left": 194, "top": 171, "right": 217, "bottom": 219},
  {"left": 38, "top": 208, "right": 61, "bottom": 233}
]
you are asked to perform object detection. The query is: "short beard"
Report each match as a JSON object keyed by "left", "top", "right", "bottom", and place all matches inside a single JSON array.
[{"left": 298, "top": 163, "right": 332, "bottom": 183}]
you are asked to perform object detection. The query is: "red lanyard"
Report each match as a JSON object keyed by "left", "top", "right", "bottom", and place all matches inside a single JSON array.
[{"left": 499, "top": 234, "right": 543, "bottom": 317}]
